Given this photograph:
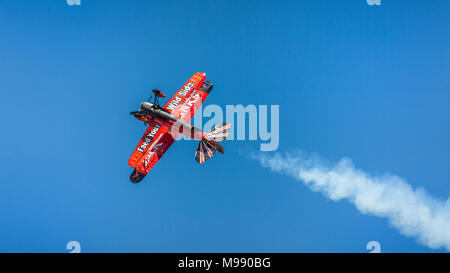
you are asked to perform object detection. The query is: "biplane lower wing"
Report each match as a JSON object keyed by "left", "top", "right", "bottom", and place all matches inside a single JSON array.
[
  {"left": 128, "top": 119, "right": 165, "bottom": 167},
  {"left": 172, "top": 80, "right": 214, "bottom": 123},
  {"left": 133, "top": 131, "right": 176, "bottom": 181},
  {"left": 128, "top": 121, "right": 176, "bottom": 183}
]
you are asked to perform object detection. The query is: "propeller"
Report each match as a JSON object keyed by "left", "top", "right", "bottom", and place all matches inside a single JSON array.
[{"left": 130, "top": 110, "right": 152, "bottom": 127}]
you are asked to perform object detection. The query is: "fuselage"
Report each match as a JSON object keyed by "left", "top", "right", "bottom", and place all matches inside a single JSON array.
[{"left": 137, "top": 102, "right": 206, "bottom": 141}]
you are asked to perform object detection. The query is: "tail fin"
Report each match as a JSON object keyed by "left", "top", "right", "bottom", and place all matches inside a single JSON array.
[
  {"left": 195, "top": 139, "right": 220, "bottom": 164},
  {"left": 195, "top": 123, "right": 231, "bottom": 164}
]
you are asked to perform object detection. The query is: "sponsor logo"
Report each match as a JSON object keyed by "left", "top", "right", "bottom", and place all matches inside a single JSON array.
[
  {"left": 143, "top": 137, "right": 164, "bottom": 166},
  {"left": 166, "top": 82, "right": 196, "bottom": 111},
  {"left": 178, "top": 82, "right": 194, "bottom": 96},
  {"left": 137, "top": 124, "right": 161, "bottom": 152},
  {"left": 180, "top": 92, "right": 201, "bottom": 119},
  {"left": 166, "top": 96, "right": 182, "bottom": 111}
]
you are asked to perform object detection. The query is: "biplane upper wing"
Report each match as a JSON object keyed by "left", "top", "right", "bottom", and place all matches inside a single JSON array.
[{"left": 163, "top": 72, "right": 213, "bottom": 122}]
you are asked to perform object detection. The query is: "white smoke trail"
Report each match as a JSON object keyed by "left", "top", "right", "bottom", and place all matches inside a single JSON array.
[{"left": 254, "top": 152, "right": 450, "bottom": 251}]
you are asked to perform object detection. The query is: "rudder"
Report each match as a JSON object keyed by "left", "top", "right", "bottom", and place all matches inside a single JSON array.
[{"left": 195, "top": 139, "right": 224, "bottom": 164}]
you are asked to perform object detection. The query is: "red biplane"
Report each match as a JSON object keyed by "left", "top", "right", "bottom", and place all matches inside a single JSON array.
[{"left": 128, "top": 72, "right": 231, "bottom": 183}]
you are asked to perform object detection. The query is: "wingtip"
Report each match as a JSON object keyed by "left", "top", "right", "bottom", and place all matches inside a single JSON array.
[{"left": 130, "top": 169, "right": 146, "bottom": 183}]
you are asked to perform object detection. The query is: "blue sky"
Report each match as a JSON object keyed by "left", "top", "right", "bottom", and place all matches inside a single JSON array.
[{"left": 0, "top": 0, "right": 449, "bottom": 252}]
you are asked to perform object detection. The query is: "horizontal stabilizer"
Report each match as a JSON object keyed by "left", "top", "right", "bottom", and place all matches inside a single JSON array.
[{"left": 206, "top": 123, "right": 231, "bottom": 142}]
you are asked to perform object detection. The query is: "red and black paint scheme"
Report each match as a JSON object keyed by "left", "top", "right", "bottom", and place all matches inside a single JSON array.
[{"left": 128, "top": 72, "right": 230, "bottom": 183}]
